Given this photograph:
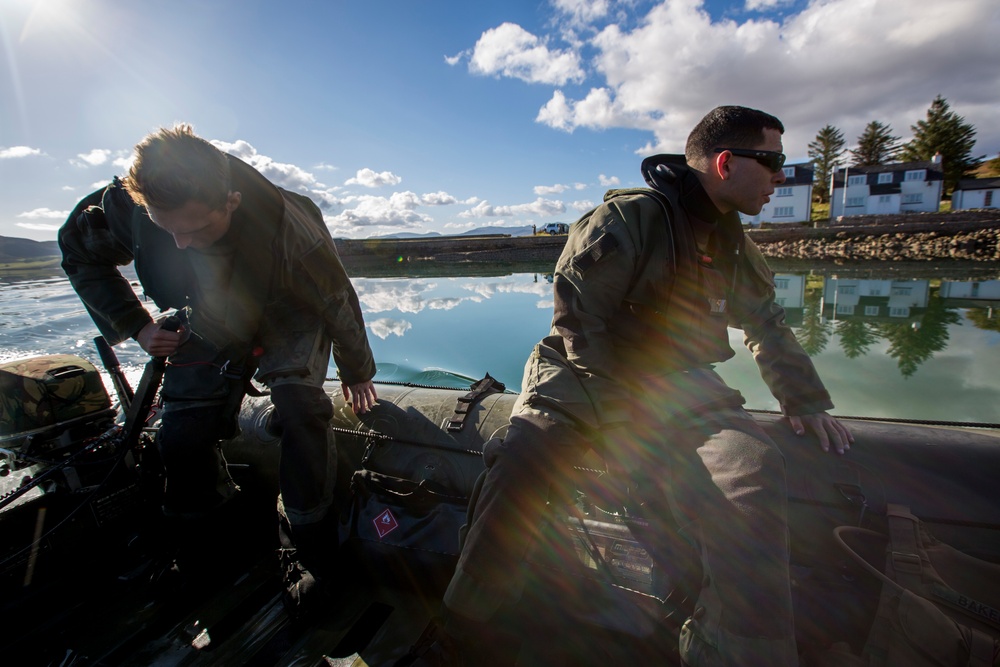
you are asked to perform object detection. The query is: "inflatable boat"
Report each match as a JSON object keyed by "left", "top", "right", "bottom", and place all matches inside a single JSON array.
[{"left": 2, "top": 349, "right": 999, "bottom": 665}]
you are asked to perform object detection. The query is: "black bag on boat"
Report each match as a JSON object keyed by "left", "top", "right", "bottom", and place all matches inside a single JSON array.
[
  {"left": 828, "top": 504, "right": 1000, "bottom": 666},
  {"left": 339, "top": 375, "right": 508, "bottom": 590},
  {"left": 344, "top": 469, "right": 468, "bottom": 590}
]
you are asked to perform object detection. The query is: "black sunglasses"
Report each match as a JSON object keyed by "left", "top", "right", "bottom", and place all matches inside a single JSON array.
[{"left": 714, "top": 147, "right": 786, "bottom": 173}]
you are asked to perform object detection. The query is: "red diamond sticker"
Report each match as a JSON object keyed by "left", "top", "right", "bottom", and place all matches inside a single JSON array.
[{"left": 373, "top": 508, "right": 399, "bottom": 539}]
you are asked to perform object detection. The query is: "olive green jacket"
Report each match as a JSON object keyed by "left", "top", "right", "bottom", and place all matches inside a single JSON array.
[
  {"left": 531, "top": 156, "right": 832, "bottom": 429},
  {"left": 59, "top": 156, "right": 375, "bottom": 386}
]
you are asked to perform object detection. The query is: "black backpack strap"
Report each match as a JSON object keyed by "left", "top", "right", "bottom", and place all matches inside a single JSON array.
[{"left": 446, "top": 373, "right": 506, "bottom": 433}]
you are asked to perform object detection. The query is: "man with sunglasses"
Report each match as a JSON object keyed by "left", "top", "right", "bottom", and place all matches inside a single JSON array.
[{"left": 402, "top": 106, "right": 852, "bottom": 667}]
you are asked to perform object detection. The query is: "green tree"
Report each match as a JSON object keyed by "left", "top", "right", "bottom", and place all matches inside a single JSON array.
[
  {"left": 966, "top": 307, "right": 1000, "bottom": 332},
  {"left": 875, "top": 295, "right": 960, "bottom": 378},
  {"left": 808, "top": 125, "right": 847, "bottom": 203},
  {"left": 836, "top": 318, "right": 879, "bottom": 359},
  {"left": 850, "top": 121, "right": 900, "bottom": 166},
  {"left": 900, "top": 95, "right": 983, "bottom": 195}
]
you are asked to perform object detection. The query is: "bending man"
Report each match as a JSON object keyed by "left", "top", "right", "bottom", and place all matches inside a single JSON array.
[{"left": 59, "top": 124, "right": 377, "bottom": 618}]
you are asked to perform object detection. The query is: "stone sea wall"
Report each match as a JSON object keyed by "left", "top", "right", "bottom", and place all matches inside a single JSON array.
[{"left": 748, "top": 211, "right": 1000, "bottom": 262}]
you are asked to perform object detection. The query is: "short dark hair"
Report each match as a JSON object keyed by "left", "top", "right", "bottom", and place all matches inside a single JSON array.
[
  {"left": 685, "top": 106, "right": 784, "bottom": 170},
  {"left": 122, "top": 124, "right": 231, "bottom": 211}
]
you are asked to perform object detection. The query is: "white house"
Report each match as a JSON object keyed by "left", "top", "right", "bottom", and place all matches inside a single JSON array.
[
  {"left": 951, "top": 177, "right": 1000, "bottom": 210},
  {"left": 772, "top": 273, "right": 806, "bottom": 325},
  {"left": 939, "top": 279, "right": 1000, "bottom": 301},
  {"left": 822, "top": 278, "right": 930, "bottom": 320},
  {"left": 829, "top": 158, "right": 944, "bottom": 218},
  {"left": 739, "top": 163, "right": 813, "bottom": 226}
]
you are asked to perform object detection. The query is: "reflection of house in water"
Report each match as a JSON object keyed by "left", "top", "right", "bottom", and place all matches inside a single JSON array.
[
  {"left": 821, "top": 278, "right": 929, "bottom": 322},
  {"left": 772, "top": 274, "right": 805, "bottom": 326},
  {"left": 939, "top": 279, "right": 1000, "bottom": 314}
]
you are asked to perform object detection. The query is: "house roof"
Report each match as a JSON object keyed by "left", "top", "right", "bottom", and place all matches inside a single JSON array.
[
  {"left": 832, "top": 160, "right": 944, "bottom": 187},
  {"left": 782, "top": 162, "right": 814, "bottom": 186},
  {"left": 954, "top": 177, "right": 1000, "bottom": 191}
]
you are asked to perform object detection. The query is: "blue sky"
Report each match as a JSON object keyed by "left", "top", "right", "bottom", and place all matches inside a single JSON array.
[{"left": 2, "top": 0, "right": 998, "bottom": 242}]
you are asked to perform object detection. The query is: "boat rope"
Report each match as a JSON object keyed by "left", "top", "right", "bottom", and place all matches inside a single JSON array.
[
  {"left": 327, "top": 424, "right": 484, "bottom": 458},
  {"left": 746, "top": 408, "right": 1000, "bottom": 430}
]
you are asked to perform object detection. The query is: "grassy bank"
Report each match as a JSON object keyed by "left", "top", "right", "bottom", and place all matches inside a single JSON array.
[{"left": 0, "top": 256, "right": 62, "bottom": 275}]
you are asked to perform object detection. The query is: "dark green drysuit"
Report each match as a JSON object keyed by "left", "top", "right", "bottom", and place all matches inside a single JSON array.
[{"left": 443, "top": 156, "right": 833, "bottom": 667}]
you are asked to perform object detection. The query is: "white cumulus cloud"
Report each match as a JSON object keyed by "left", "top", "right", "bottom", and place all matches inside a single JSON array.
[
  {"left": 72, "top": 149, "right": 111, "bottom": 167},
  {"left": 458, "top": 197, "right": 565, "bottom": 219},
  {"left": 1, "top": 146, "right": 41, "bottom": 159},
  {"left": 468, "top": 22, "right": 586, "bottom": 85},
  {"left": 212, "top": 139, "right": 322, "bottom": 193},
  {"left": 18, "top": 207, "right": 68, "bottom": 219},
  {"left": 346, "top": 168, "right": 402, "bottom": 188},
  {"left": 510, "top": 0, "right": 1000, "bottom": 158}
]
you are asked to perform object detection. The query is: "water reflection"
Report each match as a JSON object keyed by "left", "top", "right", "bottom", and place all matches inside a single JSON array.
[
  {"left": 339, "top": 260, "right": 1000, "bottom": 422},
  {"left": 777, "top": 275, "right": 1000, "bottom": 379},
  {"left": 2, "top": 261, "right": 999, "bottom": 423}
]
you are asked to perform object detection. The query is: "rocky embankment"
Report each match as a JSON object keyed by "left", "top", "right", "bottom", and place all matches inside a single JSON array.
[{"left": 749, "top": 211, "right": 1000, "bottom": 262}]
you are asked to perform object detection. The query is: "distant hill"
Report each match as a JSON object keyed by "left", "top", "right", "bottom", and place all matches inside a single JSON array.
[
  {"left": 1, "top": 225, "right": 542, "bottom": 258},
  {"left": 378, "top": 225, "right": 536, "bottom": 239},
  {"left": 0, "top": 235, "right": 60, "bottom": 262}
]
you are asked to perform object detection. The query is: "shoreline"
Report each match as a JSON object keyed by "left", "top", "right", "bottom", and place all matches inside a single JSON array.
[{"left": 333, "top": 214, "right": 1000, "bottom": 267}]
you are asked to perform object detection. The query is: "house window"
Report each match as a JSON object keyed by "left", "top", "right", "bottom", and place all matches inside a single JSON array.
[
  {"left": 889, "top": 307, "right": 910, "bottom": 317},
  {"left": 775, "top": 297, "right": 786, "bottom": 306},
  {"left": 848, "top": 175, "right": 867, "bottom": 186},
  {"left": 782, "top": 167, "right": 795, "bottom": 178},
  {"left": 775, "top": 278, "right": 790, "bottom": 290},
  {"left": 891, "top": 286, "right": 912, "bottom": 296},
  {"left": 878, "top": 173, "right": 893, "bottom": 184},
  {"left": 776, "top": 187, "right": 793, "bottom": 197},
  {"left": 878, "top": 195, "right": 891, "bottom": 204},
  {"left": 847, "top": 197, "right": 866, "bottom": 207},
  {"left": 773, "top": 206, "right": 794, "bottom": 217},
  {"left": 903, "top": 193, "right": 923, "bottom": 204},
  {"left": 904, "top": 170, "right": 925, "bottom": 181},
  {"left": 836, "top": 304, "right": 855, "bottom": 315},
  {"left": 986, "top": 191, "right": 994, "bottom": 207},
  {"left": 864, "top": 306, "right": 880, "bottom": 316},
  {"left": 868, "top": 288, "right": 882, "bottom": 296},
  {"left": 839, "top": 285, "right": 857, "bottom": 295}
]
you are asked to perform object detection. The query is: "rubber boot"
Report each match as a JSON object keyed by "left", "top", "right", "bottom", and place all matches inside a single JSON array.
[{"left": 278, "top": 512, "right": 338, "bottom": 620}]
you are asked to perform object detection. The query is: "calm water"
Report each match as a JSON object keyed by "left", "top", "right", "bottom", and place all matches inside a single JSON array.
[{"left": 3, "top": 260, "right": 1000, "bottom": 424}]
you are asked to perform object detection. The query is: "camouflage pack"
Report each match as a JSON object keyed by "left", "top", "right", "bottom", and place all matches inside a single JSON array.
[{"left": 0, "top": 354, "right": 112, "bottom": 440}]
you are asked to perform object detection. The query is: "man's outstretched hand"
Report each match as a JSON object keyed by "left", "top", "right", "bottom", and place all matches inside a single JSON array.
[
  {"left": 343, "top": 380, "right": 378, "bottom": 414},
  {"left": 787, "top": 411, "right": 854, "bottom": 455}
]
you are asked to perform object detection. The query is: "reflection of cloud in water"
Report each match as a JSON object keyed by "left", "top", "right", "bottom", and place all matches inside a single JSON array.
[
  {"left": 355, "top": 279, "right": 436, "bottom": 314},
  {"left": 367, "top": 318, "right": 412, "bottom": 339},
  {"left": 427, "top": 298, "right": 465, "bottom": 311},
  {"left": 461, "top": 280, "right": 553, "bottom": 300},
  {"left": 537, "top": 300, "right": 553, "bottom": 310}
]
